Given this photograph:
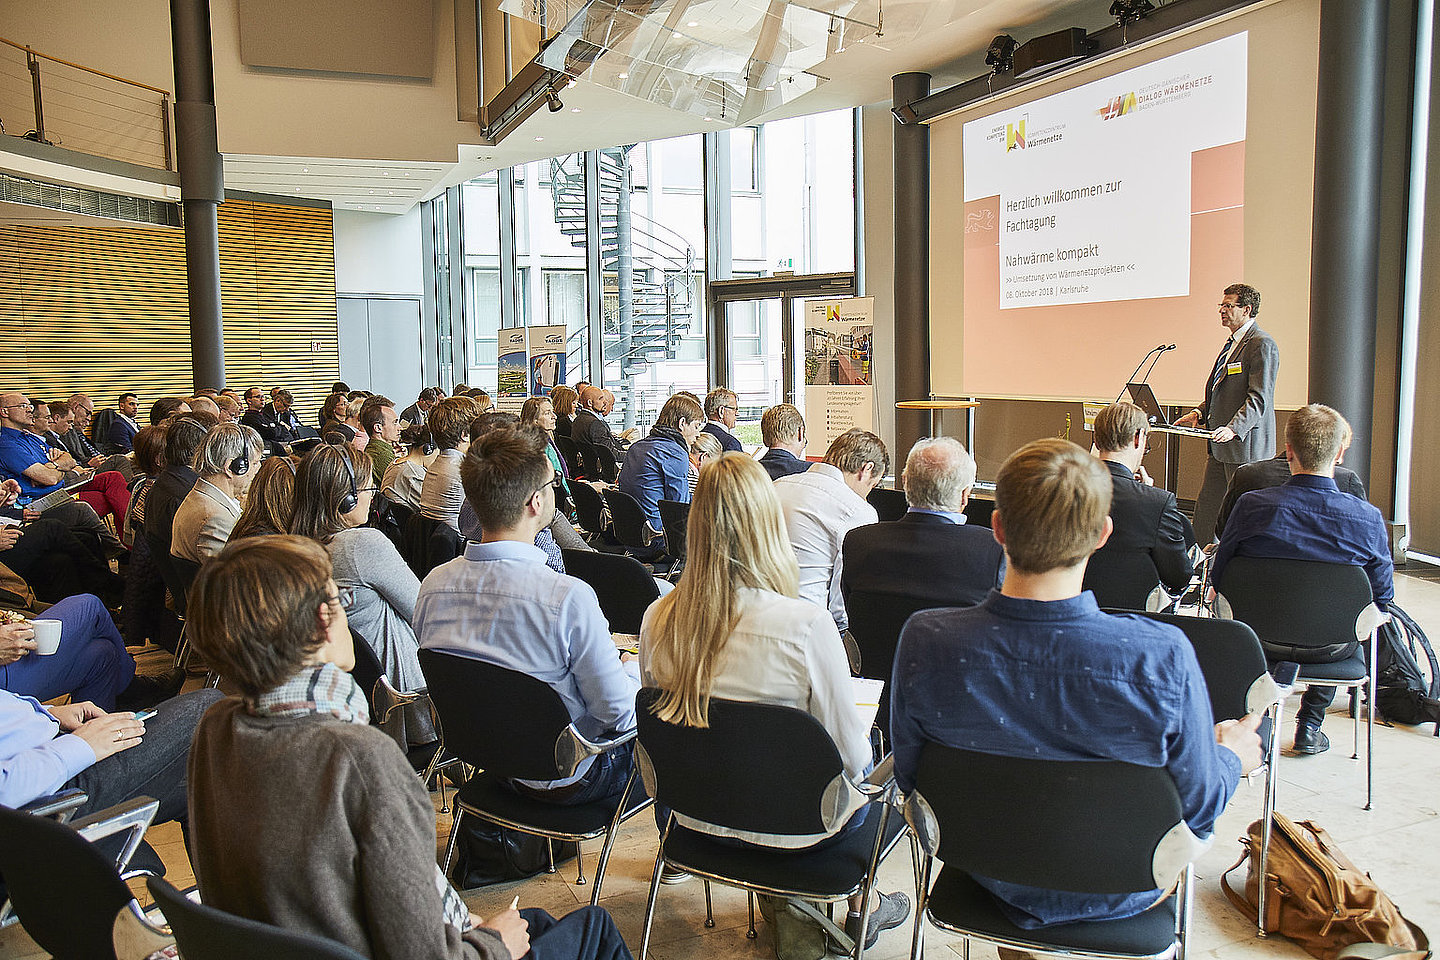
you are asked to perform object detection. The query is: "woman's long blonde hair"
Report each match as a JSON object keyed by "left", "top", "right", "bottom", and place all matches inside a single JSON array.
[{"left": 645, "top": 452, "right": 799, "bottom": 726}]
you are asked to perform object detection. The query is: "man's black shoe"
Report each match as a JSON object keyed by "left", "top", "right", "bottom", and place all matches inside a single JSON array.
[
  {"left": 115, "top": 667, "right": 186, "bottom": 711},
  {"left": 1293, "top": 726, "right": 1330, "bottom": 755}
]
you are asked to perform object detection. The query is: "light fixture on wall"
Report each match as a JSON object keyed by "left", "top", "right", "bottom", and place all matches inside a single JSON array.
[
  {"left": 1109, "top": 0, "right": 1154, "bottom": 25},
  {"left": 985, "top": 35, "right": 1018, "bottom": 74}
]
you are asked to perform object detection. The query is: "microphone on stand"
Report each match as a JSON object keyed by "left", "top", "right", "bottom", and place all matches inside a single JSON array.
[
  {"left": 1136, "top": 343, "right": 1178, "bottom": 386},
  {"left": 1115, "top": 344, "right": 1170, "bottom": 404}
]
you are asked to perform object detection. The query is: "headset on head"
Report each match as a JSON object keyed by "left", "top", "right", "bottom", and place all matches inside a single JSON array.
[{"left": 336, "top": 448, "right": 359, "bottom": 515}]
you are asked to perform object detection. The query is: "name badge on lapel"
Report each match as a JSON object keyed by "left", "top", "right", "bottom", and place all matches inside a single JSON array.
[{"left": 1225, "top": 362, "right": 1243, "bottom": 376}]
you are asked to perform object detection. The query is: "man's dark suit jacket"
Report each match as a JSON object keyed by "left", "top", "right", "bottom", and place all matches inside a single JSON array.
[
  {"left": 143, "top": 464, "right": 200, "bottom": 547},
  {"left": 106, "top": 414, "right": 138, "bottom": 453},
  {"left": 842, "top": 512, "right": 1005, "bottom": 612},
  {"left": 759, "top": 447, "right": 809, "bottom": 481},
  {"left": 1088, "top": 460, "right": 1196, "bottom": 596},
  {"left": 1213, "top": 455, "right": 1366, "bottom": 540},
  {"left": 571, "top": 409, "right": 625, "bottom": 455},
  {"left": 701, "top": 421, "right": 743, "bottom": 453}
]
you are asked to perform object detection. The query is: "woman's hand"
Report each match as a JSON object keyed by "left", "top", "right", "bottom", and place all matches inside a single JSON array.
[{"left": 0, "top": 622, "right": 36, "bottom": 665}]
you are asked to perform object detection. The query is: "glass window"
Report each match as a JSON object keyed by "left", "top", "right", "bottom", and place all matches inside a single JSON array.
[
  {"left": 730, "top": 127, "right": 759, "bottom": 193},
  {"left": 461, "top": 173, "right": 501, "bottom": 389},
  {"left": 514, "top": 155, "right": 589, "bottom": 381}
]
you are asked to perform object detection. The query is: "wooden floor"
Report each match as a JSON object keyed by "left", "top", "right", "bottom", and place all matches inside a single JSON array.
[{"left": 4, "top": 574, "right": 1439, "bottom": 960}]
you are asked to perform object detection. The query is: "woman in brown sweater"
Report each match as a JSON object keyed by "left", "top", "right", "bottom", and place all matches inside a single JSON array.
[{"left": 185, "top": 535, "right": 633, "bottom": 960}]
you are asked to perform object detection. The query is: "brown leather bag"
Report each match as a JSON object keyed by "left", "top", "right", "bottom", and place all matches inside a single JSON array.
[{"left": 1222, "top": 813, "right": 1429, "bottom": 960}]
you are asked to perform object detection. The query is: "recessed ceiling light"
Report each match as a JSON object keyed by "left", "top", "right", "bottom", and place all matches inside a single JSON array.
[
  {"left": 404, "top": 172, "right": 410, "bottom": 177},
  {"left": 368, "top": 190, "right": 374, "bottom": 194},
  {"left": 535, "top": 136, "right": 545, "bottom": 141},
  {"left": 302, "top": 167, "right": 309, "bottom": 172},
  {"left": 703, "top": 116, "right": 714, "bottom": 122},
  {"left": 687, "top": 20, "right": 698, "bottom": 27},
  {"left": 617, "top": 71, "right": 628, "bottom": 79},
  {"left": 571, "top": 107, "right": 581, "bottom": 113},
  {"left": 765, "top": 85, "right": 775, "bottom": 90}
]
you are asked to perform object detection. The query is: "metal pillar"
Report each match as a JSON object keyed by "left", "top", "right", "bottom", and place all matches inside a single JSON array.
[
  {"left": 892, "top": 72, "right": 930, "bottom": 456},
  {"left": 616, "top": 151, "right": 636, "bottom": 431},
  {"left": 1308, "top": 0, "right": 1388, "bottom": 487},
  {"left": 170, "top": 0, "right": 226, "bottom": 390}
]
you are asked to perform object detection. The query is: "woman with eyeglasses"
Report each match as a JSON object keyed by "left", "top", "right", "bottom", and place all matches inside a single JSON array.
[
  {"left": 185, "top": 535, "right": 634, "bottom": 960},
  {"left": 291, "top": 444, "right": 423, "bottom": 693}
]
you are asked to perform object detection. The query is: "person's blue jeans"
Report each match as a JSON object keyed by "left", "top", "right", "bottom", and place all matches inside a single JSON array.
[
  {"left": 1, "top": 594, "right": 135, "bottom": 709},
  {"left": 512, "top": 741, "right": 640, "bottom": 807},
  {"left": 521, "top": 905, "right": 633, "bottom": 960}
]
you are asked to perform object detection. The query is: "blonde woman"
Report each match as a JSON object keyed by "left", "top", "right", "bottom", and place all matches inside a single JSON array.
[
  {"left": 686, "top": 431, "right": 723, "bottom": 496},
  {"left": 637, "top": 453, "right": 909, "bottom": 944}
]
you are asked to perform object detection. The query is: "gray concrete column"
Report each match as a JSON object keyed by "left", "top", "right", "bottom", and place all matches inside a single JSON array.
[{"left": 893, "top": 72, "right": 930, "bottom": 460}]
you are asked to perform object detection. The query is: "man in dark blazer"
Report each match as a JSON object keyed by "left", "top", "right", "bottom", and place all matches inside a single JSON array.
[
  {"left": 1175, "top": 282, "right": 1280, "bottom": 541},
  {"left": 1087, "top": 402, "right": 1196, "bottom": 602},
  {"left": 701, "top": 387, "right": 743, "bottom": 453},
  {"left": 757, "top": 403, "right": 810, "bottom": 480}
]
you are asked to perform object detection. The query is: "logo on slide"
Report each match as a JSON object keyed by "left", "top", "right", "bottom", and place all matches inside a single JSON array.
[
  {"left": 1096, "top": 92, "right": 1139, "bottom": 120},
  {"left": 1005, "top": 119, "right": 1026, "bottom": 151}
]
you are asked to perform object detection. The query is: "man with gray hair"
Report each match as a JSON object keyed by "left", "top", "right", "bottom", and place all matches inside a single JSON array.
[
  {"left": 701, "top": 387, "right": 743, "bottom": 452},
  {"left": 842, "top": 436, "right": 1005, "bottom": 617}
]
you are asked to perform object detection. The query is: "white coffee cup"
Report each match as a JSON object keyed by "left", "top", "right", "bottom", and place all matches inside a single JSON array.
[{"left": 30, "top": 619, "right": 61, "bottom": 656}]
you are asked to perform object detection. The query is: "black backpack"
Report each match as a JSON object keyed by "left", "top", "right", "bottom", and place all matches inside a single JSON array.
[{"left": 1374, "top": 602, "right": 1440, "bottom": 730}]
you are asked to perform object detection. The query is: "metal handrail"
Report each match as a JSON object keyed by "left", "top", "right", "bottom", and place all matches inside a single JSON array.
[{"left": 0, "top": 37, "right": 172, "bottom": 96}]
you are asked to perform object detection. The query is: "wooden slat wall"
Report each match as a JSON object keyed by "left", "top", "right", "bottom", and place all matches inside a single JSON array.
[{"left": 0, "top": 199, "right": 340, "bottom": 421}]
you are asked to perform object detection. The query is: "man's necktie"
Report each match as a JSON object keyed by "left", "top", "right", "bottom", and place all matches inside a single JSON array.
[{"left": 1208, "top": 339, "right": 1234, "bottom": 400}]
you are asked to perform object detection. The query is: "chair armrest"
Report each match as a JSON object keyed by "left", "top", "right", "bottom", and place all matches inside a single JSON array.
[
  {"left": 1356, "top": 604, "right": 1389, "bottom": 642},
  {"left": 555, "top": 725, "right": 638, "bottom": 778},
  {"left": 72, "top": 796, "right": 160, "bottom": 877},
  {"left": 18, "top": 787, "right": 87, "bottom": 821},
  {"left": 861, "top": 755, "right": 895, "bottom": 791}
]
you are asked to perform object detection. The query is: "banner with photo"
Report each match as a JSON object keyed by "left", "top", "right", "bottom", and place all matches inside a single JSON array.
[
  {"left": 527, "top": 325, "right": 567, "bottom": 396},
  {"left": 803, "top": 297, "right": 875, "bottom": 451},
  {"left": 496, "top": 328, "right": 529, "bottom": 412}
]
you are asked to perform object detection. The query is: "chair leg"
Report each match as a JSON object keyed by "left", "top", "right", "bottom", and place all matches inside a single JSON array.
[
  {"left": 1257, "top": 701, "right": 1281, "bottom": 937},
  {"left": 704, "top": 879, "right": 714, "bottom": 928},
  {"left": 1366, "top": 635, "right": 1376, "bottom": 810},
  {"left": 748, "top": 892, "right": 758, "bottom": 939},
  {"left": 546, "top": 838, "right": 556, "bottom": 873},
  {"left": 575, "top": 841, "right": 587, "bottom": 886},
  {"left": 590, "top": 767, "right": 644, "bottom": 905},
  {"left": 1351, "top": 683, "right": 1361, "bottom": 761},
  {"left": 441, "top": 807, "right": 465, "bottom": 880},
  {"left": 911, "top": 852, "right": 933, "bottom": 960},
  {"left": 639, "top": 846, "right": 666, "bottom": 960},
  {"left": 1176, "top": 863, "right": 1194, "bottom": 960}
]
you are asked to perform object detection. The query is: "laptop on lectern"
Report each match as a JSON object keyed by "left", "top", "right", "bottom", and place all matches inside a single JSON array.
[{"left": 1125, "top": 383, "right": 1210, "bottom": 436}]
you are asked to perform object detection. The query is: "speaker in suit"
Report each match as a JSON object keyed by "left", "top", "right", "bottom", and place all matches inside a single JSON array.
[
  {"left": 1085, "top": 460, "right": 1196, "bottom": 605},
  {"left": 1177, "top": 285, "right": 1279, "bottom": 540}
]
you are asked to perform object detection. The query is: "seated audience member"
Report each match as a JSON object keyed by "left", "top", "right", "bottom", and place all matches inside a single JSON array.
[
  {"left": 293, "top": 445, "right": 424, "bottom": 692},
  {"left": 1088, "top": 402, "right": 1196, "bottom": 597},
  {"left": 758, "top": 403, "right": 810, "bottom": 481},
  {"left": 1, "top": 594, "right": 184, "bottom": 710},
  {"left": 0, "top": 680, "right": 220, "bottom": 828},
  {"left": 521, "top": 396, "right": 572, "bottom": 500},
  {"left": 0, "top": 392, "right": 128, "bottom": 554},
  {"left": 416, "top": 428, "right": 638, "bottom": 805},
  {"left": 65, "top": 393, "right": 96, "bottom": 437},
  {"left": 360, "top": 395, "right": 400, "bottom": 487},
  {"left": 1214, "top": 438, "right": 1367, "bottom": 541},
  {"left": 230, "top": 456, "right": 297, "bottom": 540},
  {"left": 701, "top": 387, "right": 743, "bottom": 453},
  {"left": 194, "top": 387, "right": 220, "bottom": 399},
  {"left": 773, "top": 428, "right": 888, "bottom": 632},
  {"left": 172, "top": 423, "right": 263, "bottom": 563},
  {"left": 1212, "top": 403, "right": 1393, "bottom": 756},
  {"left": 687, "top": 432, "right": 723, "bottom": 496},
  {"left": 107, "top": 393, "right": 142, "bottom": 452},
  {"left": 418, "top": 397, "right": 479, "bottom": 531},
  {"left": 384, "top": 424, "right": 433, "bottom": 511},
  {"left": 400, "top": 386, "right": 440, "bottom": 426},
  {"left": 550, "top": 384, "right": 579, "bottom": 440},
  {"left": 214, "top": 393, "right": 240, "bottom": 424},
  {"left": 891, "top": 438, "right": 1262, "bottom": 930},
  {"left": 242, "top": 386, "right": 289, "bottom": 454},
  {"left": 466, "top": 388, "right": 494, "bottom": 414},
  {"left": 0, "top": 480, "right": 122, "bottom": 605},
  {"left": 319, "top": 391, "right": 350, "bottom": 433},
  {"left": 843, "top": 436, "right": 1004, "bottom": 613},
  {"left": 120, "top": 427, "right": 180, "bottom": 650},
  {"left": 572, "top": 386, "right": 631, "bottom": 457},
  {"left": 187, "top": 395, "right": 222, "bottom": 421},
  {"left": 49, "top": 399, "right": 135, "bottom": 479},
  {"left": 639, "top": 453, "right": 910, "bottom": 945},
  {"left": 144, "top": 413, "right": 214, "bottom": 556},
  {"left": 186, "top": 536, "right": 630, "bottom": 960},
  {"left": 149, "top": 396, "right": 191, "bottom": 425},
  {"left": 618, "top": 393, "right": 705, "bottom": 538}
]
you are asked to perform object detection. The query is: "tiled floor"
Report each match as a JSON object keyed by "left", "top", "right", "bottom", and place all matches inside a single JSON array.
[{"left": 4, "top": 573, "right": 1439, "bottom": 960}]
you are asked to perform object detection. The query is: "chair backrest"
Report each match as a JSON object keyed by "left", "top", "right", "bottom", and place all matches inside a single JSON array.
[
  {"left": 347, "top": 628, "right": 383, "bottom": 718},
  {"left": 148, "top": 877, "right": 367, "bottom": 960},
  {"left": 399, "top": 512, "right": 443, "bottom": 577},
  {"left": 657, "top": 499, "right": 690, "bottom": 562},
  {"left": 427, "top": 520, "right": 464, "bottom": 569},
  {"left": 1082, "top": 549, "right": 1163, "bottom": 610},
  {"left": 1218, "top": 557, "right": 1377, "bottom": 663},
  {"left": 594, "top": 445, "right": 619, "bottom": 483},
  {"left": 0, "top": 804, "right": 139, "bottom": 960},
  {"left": 962, "top": 496, "right": 995, "bottom": 528},
  {"left": 570, "top": 481, "right": 608, "bottom": 536},
  {"left": 555, "top": 435, "right": 583, "bottom": 479},
  {"left": 604, "top": 488, "right": 654, "bottom": 552},
  {"left": 561, "top": 549, "right": 660, "bottom": 634},
  {"left": 148, "top": 533, "right": 188, "bottom": 616},
  {"left": 571, "top": 437, "right": 600, "bottom": 481},
  {"left": 371, "top": 496, "right": 413, "bottom": 550},
  {"left": 91, "top": 408, "right": 121, "bottom": 454},
  {"left": 866, "top": 486, "right": 907, "bottom": 522},
  {"left": 844, "top": 592, "right": 950, "bottom": 737},
  {"left": 418, "top": 649, "right": 576, "bottom": 781},
  {"left": 910, "top": 745, "right": 1195, "bottom": 895},
  {"left": 635, "top": 688, "right": 857, "bottom": 842}
]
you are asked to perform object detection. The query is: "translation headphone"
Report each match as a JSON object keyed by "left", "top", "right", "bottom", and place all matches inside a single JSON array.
[
  {"left": 229, "top": 450, "right": 250, "bottom": 477},
  {"left": 336, "top": 449, "right": 360, "bottom": 515}
]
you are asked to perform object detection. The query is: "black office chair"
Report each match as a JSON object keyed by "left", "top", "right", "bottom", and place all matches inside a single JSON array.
[
  {"left": 594, "top": 444, "right": 620, "bottom": 484},
  {"left": 418, "top": 651, "right": 651, "bottom": 901},
  {"left": 371, "top": 495, "right": 413, "bottom": 551},
  {"left": 1119, "top": 610, "right": 1288, "bottom": 937},
  {"left": 572, "top": 438, "right": 600, "bottom": 481},
  {"left": 148, "top": 877, "right": 367, "bottom": 960},
  {"left": 635, "top": 688, "right": 910, "bottom": 960},
  {"left": 568, "top": 480, "right": 607, "bottom": 540},
  {"left": 561, "top": 548, "right": 662, "bottom": 635},
  {"left": 604, "top": 488, "right": 668, "bottom": 561},
  {"left": 555, "top": 435, "right": 583, "bottom": 479},
  {"left": 843, "top": 591, "right": 959, "bottom": 741},
  {"left": 907, "top": 746, "right": 1203, "bottom": 960},
  {"left": 1217, "top": 557, "right": 1386, "bottom": 809},
  {"left": 0, "top": 797, "right": 171, "bottom": 960},
  {"left": 866, "top": 486, "right": 907, "bottom": 522},
  {"left": 961, "top": 496, "right": 995, "bottom": 528},
  {"left": 400, "top": 512, "right": 455, "bottom": 577},
  {"left": 658, "top": 498, "right": 690, "bottom": 567},
  {"left": 1084, "top": 550, "right": 1172, "bottom": 611}
]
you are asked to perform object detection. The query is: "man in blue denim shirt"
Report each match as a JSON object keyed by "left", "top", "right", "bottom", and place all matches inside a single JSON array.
[
  {"left": 892, "top": 438, "right": 1262, "bottom": 930},
  {"left": 1212, "top": 404, "right": 1392, "bottom": 755}
]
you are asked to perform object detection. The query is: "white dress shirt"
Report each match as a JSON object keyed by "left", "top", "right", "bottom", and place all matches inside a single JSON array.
[{"left": 772, "top": 463, "right": 878, "bottom": 631}]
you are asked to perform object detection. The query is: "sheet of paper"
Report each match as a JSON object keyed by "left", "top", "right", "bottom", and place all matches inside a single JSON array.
[{"left": 853, "top": 676, "right": 885, "bottom": 731}]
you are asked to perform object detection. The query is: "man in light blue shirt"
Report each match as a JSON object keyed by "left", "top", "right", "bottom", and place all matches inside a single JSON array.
[{"left": 415, "top": 427, "right": 639, "bottom": 805}]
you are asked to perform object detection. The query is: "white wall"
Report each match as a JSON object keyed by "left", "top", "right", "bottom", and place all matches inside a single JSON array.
[{"left": 332, "top": 207, "right": 424, "bottom": 297}]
